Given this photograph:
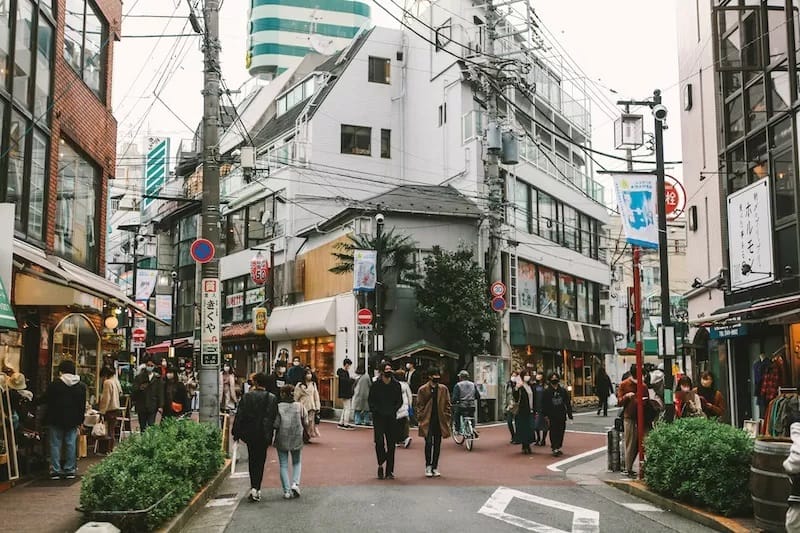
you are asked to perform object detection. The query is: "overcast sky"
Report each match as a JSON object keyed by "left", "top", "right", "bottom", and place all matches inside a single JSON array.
[{"left": 113, "top": 0, "right": 681, "bottom": 181}]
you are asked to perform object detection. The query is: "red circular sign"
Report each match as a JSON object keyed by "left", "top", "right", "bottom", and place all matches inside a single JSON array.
[
  {"left": 132, "top": 328, "right": 146, "bottom": 342},
  {"left": 250, "top": 252, "right": 270, "bottom": 285},
  {"left": 491, "top": 296, "right": 506, "bottom": 312},
  {"left": 664, "top": 176, "right": 686, "bottom": 220},
  {"left": 190, "top": 238, "right": 216, "bottom": 263},
  {"left": 357, "top": 308, "right": 373, "bottom": 325}
]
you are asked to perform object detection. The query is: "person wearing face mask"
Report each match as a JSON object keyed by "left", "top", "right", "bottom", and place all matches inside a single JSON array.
[
  {"left": 512, "top": 370, "right": 536, "bottom": 454},
  {"left": 543, "top": 373, "right": 573, "bottom": 457},
  {"left": 163, "top": 367, "right": 190, "bottom": 418},
  {"left": 265, "top": 361, "right": 288, "bottom": 397},
  {"left": 132, "top": 358, "right": 164, "bottom": 431},
  {"left": 294, "top": 370, "right": 321, "bottom": 440},
  {"left": 368, "top": 363, "right": 403, "bottom": 479},
  {"left": 286, "top": 356, "right": 305, "bottom": 386},
  {"left": 695, "top": 371, "right": 726, "bottom": 419},
  {"left": 220, "top": 363, "right": 238, "bottom": 413},
  {"left": 674, "top": 376, "right": 703, "bottom": 418},
  {"left": 504, "top": 370, "right": 520, "bottom": 444},
  {"left": 532, "top": 373, "right": 548, "bottom": 446},
  {"left": 406, "top": 361, "right": 421, "bottom": 427},
  {"left": 416, "top": 368, "right": 451, "bottom": 477},
  {"left": 394, "top": 369, "right": 414, "bottom": 449}
]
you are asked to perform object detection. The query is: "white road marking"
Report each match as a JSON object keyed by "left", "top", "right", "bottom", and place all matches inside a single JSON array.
[
  {"left": 205, "top": 497, "right": 238, "bottom": 508},
  {"left": 565, "top": 430, "right": 606, "bottom": 435},
  {"left": 229, "top": 472, "right": 249, "bottom": 479},
  {"left": 547, "top": 447, "right": 606, "bottom": 472},
  {"left": 621, "top": 503, "right": 663, "bottom": 513},
  {"left": 478, "top": 486, "right": 600, "bottom": 533}
]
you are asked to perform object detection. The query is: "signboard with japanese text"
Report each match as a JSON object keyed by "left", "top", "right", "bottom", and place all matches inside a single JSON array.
[
  {"left": 253, "top": 307, "right": 267, "bottom": 335},
  {"left": 201, "top": 278, "right": 221, "bottom": 367},
  {"left": 353, "top": 249, "right": 377, "bottom": 291},
  {"left": 155, "top": 294, "right": 172, "bottom": 322},
  {"left": 245, "top": 287, "right": 264, "bottom": 306},
  {"left": 613, "top": 173, "right": 658, "bottom": 249},
  {"left": 727, "top": 180, "right": 774, "bottom": 290},
  {"left": 225, "top": 293, "right": 244, "bottom": 308},
  {"left": 135, "top": 269, "right": 159, "bottom": 302}
]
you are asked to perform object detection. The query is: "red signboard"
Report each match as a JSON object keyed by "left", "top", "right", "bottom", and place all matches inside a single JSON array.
[
  {"left": 357, "top": 308, "right": 373, "bottom": 325},
  {"left": 250, "top": 251, "right": 270, "bottom": 285},
  {"left": 132, "top": 328, "right": 146, "bottom": 343},
  {"left": 664, "top": 176, "right": 686, "bottom": 220}
]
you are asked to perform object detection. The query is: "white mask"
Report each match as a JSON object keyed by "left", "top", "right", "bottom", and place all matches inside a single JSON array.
[
  {"left": 406, "top": 363, "right": 411, "bottom": 370},
  {"left": 523, "top": 375, "right": 531, "bottom": 383}
]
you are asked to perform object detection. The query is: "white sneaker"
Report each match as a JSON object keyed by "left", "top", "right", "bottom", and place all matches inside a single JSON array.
[
  {"left": 256, "top": 490, "right": 262, "bottom": 501},
  {"left": 425, "top": 466, "right": 433, "bottom": 477},
  {"left": 283, "top": 491, "right": 293, "bottom": 500},
  {"left": 249, "top": 488, "right": 260, "bottom": 502},
  {"left": 404, "top": 437, "right": 412, "bottom": 448},
  {"left": 432, "top": 469, "right": 441, "bottom": 477},
  {"left": 291, "top": 483, "right": 301, "bottom": 498}
]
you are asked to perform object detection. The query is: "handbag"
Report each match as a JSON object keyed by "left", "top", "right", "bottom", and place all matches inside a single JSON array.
[
  {"left": 92, "top": 421, "right": 107, "bottom": 438},
  {"left": 171, "top": 401, "right": 184, "bottom": 414},
  {"left": 607, "top": 394, "right": 618, "bottom": 408},
  {"left": 78, "top": 434, "right": 88, "bottom": 458}
]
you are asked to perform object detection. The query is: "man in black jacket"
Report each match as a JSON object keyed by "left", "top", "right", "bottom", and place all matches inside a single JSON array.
[
  {"left": 337, "top": 358, "right": 355, "bottom": 428},
  {"left": 265, "top": 360, "right": 288, "bottom": 397},
  {"left": 46, "top": 359, "right": 87, "bottom": 479},
  {"left": 232, "top": 373, "right": 278, "bottom": 502},
  {"left": 543, "top": 372, "right": 574, "bottom": 457},
  {"left": 286, "top": 356, "right": 305, "bottom": 385},
  {"left": 368, "top": 362, "right": 403, "bottom": 479},
  {"left": 133, "top": 358, "right": 164, "bottom": 431}
]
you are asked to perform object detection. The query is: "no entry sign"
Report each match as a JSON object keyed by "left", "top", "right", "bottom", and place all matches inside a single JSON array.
[{"left": 357, "top": 308, "right": 373, "bottom": 325}]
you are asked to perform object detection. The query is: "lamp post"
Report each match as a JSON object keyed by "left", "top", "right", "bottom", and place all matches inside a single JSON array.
[
  {"left": 170, "top": 270, "right": 178, "bottom": 360},
  {"left": 374, "top": 213, "right": 385, "bottom": 364}
]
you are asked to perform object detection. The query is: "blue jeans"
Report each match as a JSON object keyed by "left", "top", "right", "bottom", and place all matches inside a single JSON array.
[
  {"left": 49, "top": 426, "right": 78, "bottom": 475},
  {"left": 354, "top": 410, "right": 372, "bottom": 425},
  {"left": 277, "top": 449, "right": 302, "bottom": 492}
]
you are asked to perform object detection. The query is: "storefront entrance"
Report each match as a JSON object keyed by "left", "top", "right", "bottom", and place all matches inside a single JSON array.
[{"left": 293, "top": 336, "right": 335, "bottom": 405}]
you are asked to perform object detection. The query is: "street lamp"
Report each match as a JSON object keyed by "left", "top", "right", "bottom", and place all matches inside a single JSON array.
[
  {"left": 374, "top": 212, "right": 385, "bottom": 364},
  {"left": 170, "top": 270, "right": 179, "bottom": 359}
]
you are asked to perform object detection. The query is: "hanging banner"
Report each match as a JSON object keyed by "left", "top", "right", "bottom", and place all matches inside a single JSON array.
[
  {"left": 253, "top": 307, "right": 267, "bottom": 335},
  {"left": 353, "top": 249, "right": 377, "bottom": 292},
  {"left": 613, "top": 173, "right": 658, "bottom": 249},
  {"left": 727, "top": 179, "right": 774, "bottom": 290},
  {"left": 155, "top": 294, "right": 173, "bottom": 322},
  {"left": 135, "top": 269, "right": 159, "bottom": 301}
]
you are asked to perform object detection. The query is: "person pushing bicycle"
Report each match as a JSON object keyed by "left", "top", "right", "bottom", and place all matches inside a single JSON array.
[{"left": 452, "top": 370, "right": 480, "bottom": 435}]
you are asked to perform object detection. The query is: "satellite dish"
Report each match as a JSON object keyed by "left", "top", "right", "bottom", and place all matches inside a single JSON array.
[{"left": 309, "top": 13, "right": 336, "bottom": 55}]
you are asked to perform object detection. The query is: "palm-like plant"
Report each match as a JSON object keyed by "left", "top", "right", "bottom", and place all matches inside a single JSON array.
[{"left": 329, "top": 228, "right": 420, "bottom": 285}]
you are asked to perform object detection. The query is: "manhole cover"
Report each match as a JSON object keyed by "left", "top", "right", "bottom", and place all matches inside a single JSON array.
[{"left": 212, "top": 493, "right": 237, "bottom": 499}]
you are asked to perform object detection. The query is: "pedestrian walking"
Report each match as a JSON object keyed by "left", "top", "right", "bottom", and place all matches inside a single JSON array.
[
  {"left": 98, "top": 366, "right": 122, "bottom": 453},
  {"left": 695, "top": 371, "right": 726, "bottom": 420},
  {"left": 275, "top": 384, "right": 307, "bottom": 499},
  {"left": 294, "top": 370, "right": 321, "bottom": 439},
  {"left": 132, "top": 358, "right": 164, "bottom": 431},
  {"left": 180, "top": 363, "right": 198, "bottom": 411},
  {"left": 416, "top": 368, "right": 451, "bottom": 477},
  {"left": 394, "top": 369, "right": 413, "bottom": 448},
  {"left": 232, "top": 373, "right": 278, "bottom": 503},
  {"left": 265, "top": 360, "right": 288, "bottom": 398},
  {"left": 543, "top": 373, "right": 573, "bottom": 456},
  {"left": 595, "top": 367, "right": 613, "bottom": 417},
  {"left": 504, "top": 370, "right": 520, "bottom": 444},
  {"left": 337, "top": 358, "right": 355, "bottom": 429},
  {"left": 352, "top": 363, "right": 372, "bottom": 427},
  {"left": 406, "top": 361, "right": 421, "bottom": 426},
  {"left": 512, "top": 370, "right": 535, "bottom": 454},
  {"left": 163, "top": 367, "right": 190, "bottom": 418},
  {"left": 45, "top": 360, "right": 87, "bottom": 479},
  {"left": 368, "top": 362, "right": 402, "bottom": 479},
  {"left": 532, "top": 372, "right": 547, "bottom": 446},
  {"left": 617, "top": 364, "right": 640, "bottom": 478},
  {"left": 286, "top": 356, "right": 305, "bottom": 386},
  {"left": 220, "top": 363, "right": 238, "bottom": 413}
]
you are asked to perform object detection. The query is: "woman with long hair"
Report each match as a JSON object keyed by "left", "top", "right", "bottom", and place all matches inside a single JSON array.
[
  {"left": 294, "top": 369, "right": 321, "bottom": 439},
  {"left": 163, "top": 367, "right": 189, "bottom": 418},
  {"left": 512, "top": 370, "right": 536, "bottom": 454}
]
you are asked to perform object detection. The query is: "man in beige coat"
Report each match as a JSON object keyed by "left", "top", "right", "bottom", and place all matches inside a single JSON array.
[{"left": 416, "top": 368, "right": 452, "bottom": 478}]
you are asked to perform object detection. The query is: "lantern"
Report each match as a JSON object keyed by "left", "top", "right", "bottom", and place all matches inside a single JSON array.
[{"left": 250, "top": 251, "right": 270, "bottom": 285}]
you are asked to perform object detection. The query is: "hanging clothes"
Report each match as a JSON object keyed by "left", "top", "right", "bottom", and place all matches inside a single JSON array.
[{"left": 760, "top": 356, "right": 786, "bottom": 406}]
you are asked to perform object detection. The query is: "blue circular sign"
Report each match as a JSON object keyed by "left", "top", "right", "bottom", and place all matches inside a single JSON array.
[
  {"left": 491, "top": 296, "right": 506, "bottom": 312},
  {"left": 191, "top": 239, "right": 216, "bottom": 263}
]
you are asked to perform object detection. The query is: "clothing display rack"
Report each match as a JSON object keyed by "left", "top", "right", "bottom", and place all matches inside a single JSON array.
[
  {"left": 761, "top": 389, "right": 799, "bottom": 438},
  {"left": 0, "top": 385, "right": 20, "bottom": 482}
]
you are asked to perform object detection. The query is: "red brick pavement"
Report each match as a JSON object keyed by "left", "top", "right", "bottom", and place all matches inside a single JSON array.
[{"left": 256, "top": 423, "right": 605, "bottom": 488}]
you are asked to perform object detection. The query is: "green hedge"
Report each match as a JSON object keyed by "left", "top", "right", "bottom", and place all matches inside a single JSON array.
[
  {"left": 644, "top": 417, "right": 753, "bottom": 516},
  {"left": 80, "top": 419, "right": 225, "bottom": 531}
]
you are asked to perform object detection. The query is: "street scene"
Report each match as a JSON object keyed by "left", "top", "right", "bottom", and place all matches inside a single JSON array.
[{"left": 0, "top": 0, "right": 798, "bottom": 531}]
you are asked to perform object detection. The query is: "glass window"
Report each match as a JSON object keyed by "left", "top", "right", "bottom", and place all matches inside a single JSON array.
[
  {"left": 774, "top": 147, "right": 795, "bottom": 220},
  {"left": 14, "top": 0, "right": 33, "bottom": 107},
  {"left": 368, "top": 56, "right": 390, "bottom": 84},
  {"left": 767, "top": 8, "right": 788, "bottom": 63},
  {"left": 83, "top": 3, "right": 102, "bottom": 94},
  {"left": 51, "top": 314, "right": 100, "bottom": 399},
  {"left": 341, "top": 124, "right": 371, "bottom": 156},
  {"left": 576, "top": 278, "right": 588, "bottom": 323},
  {"left": 538, "top": 266, "right": 557, "bottom": 317},
  {"left": 55, "top": 140, "right": 99, "bottom": 271},
  {"left": 579, "top": 214, "right": 591, "bottom": 256},
  {"left": 588, "top": 282, "right": 598, "bottom": 324},
  {"left": 746, "top": 81, "right": 766, "bottom": 130},
  {"left": 741, "top": 10, "right": 763, "bottom": 71},
  {"left": 728, "top": 144, "right": 748, "bottom": 192},
  {"left": 517, "top": 259, "right": 536, "bottom": 313},
  {"left": 381, "top": 128, "right": 390, "bottom": 159},
  {"left": 0, "top": 0, "right": 10, "bottom": 88},
  {"left": 63, "top": 0, "right": 106, "bottom": 99},
  {"left": 34, "top": 17, "right": 53, "bottom": 120},
  {"left": 64, "top": 0, "right": 83, "bottom": 73},
  {"left": 562, "top": 206, "right": 577, "bottom": 250},
  {"left": 722, "top": 71, "right": 742, "bottom": 98},
  {"left": 247, "top": 201, "right": 267, "bottom": 247},
  {"left": 28, "top": 129, "right": 47, "bottom": 241},
  {"left": 8, "top": 113, "right": 27, "bottom": 230},
  {"left": 719, "top": 27, "right": 741, "bottom": 68},
  {"left": 514, "top": 179, "right": 530, "bottom": 233},
  {"left": 726, "top": 96, "right": 744, "bottom": 143},
  {"left": 559, "top": 273, "right": 576, "bottom": 321},
  {"left": 539, "top": 192, "right": 557, "bottom": 242},
  {"left": 226, "top": 209, "right": 246, "bottom": 254}
]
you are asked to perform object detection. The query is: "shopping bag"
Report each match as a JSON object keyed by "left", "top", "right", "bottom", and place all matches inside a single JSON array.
[
  {"left": 78, "top": 434, "right": 88, "bottom": 458},
  {"left": 607, "top": 394, "right": 618, "bottom": 408},
  {"left": 92, "top": 421, "right": 107, "bottom": 438}
]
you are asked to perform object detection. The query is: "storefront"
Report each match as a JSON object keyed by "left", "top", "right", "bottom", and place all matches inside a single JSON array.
[
  {"left": 221, "top": 323, "right": 268, "bottom": 377},
  {"left": 510, "top": 312, "right": 616, "bottom": 398}
]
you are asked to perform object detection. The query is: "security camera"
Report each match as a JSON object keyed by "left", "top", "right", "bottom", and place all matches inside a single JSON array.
[
  {"left": 652, "top": 104, "right": 668, "bottom": 122},
  {"left": 136, "top": 235, "right": 146, "bottom": 244},
  {"left": 375, "top": 213, "right": 385, "bottom": 224},
  {"left": 170, "top": 270, "right": 178, "bottom": 280}
]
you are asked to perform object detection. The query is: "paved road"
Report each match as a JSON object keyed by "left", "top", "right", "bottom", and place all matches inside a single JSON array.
[{"left": 182, "top": 418, "right": 713, "bottom": 533}]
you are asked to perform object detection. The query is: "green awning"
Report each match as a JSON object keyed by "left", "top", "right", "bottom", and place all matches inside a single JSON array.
[
  {"left": 623, "top": 339, "right": 658, "bottom": 355},
  {"left": 385, "top": 339, "right": 460, "bottom": 361},
  {"left": 0, "top": 276, "right": 18, "bottom": 330},
  {"left": 510, "top": 313, "right": 616, "bottom": 354}
]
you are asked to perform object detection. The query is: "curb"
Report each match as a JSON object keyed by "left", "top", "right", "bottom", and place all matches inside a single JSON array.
[
  {"left": 157, "top": 459, "right": 231, "bottom": 533},
  {"left": 604, "top": 479, "right": 753, "bottom": 533}
]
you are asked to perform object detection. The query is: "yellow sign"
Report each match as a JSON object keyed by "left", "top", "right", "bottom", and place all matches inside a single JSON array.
[{"left": 253, "top": 307, "right": 267, "bottom": 335}]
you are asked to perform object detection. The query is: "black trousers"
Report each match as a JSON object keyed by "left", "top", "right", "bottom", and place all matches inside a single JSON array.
[
  {"left": 549, "top": 418, "right": 566, "bottom": 450},
  {"left": 247, "top": 440, "right": 268, "bottom": 490},
  {"left": 137, "top": 411, "right": 157, "bottom": 431},
  {"left": 425, "top": 434, "right": 442, "bottom": 468},
  {"left": 373, "top": 414, "right": 397, "bottom": 474},
  {"left": 598, "top": 396, "right": 608, "bottom": 416},
  {"left": 506, "top": 412, "right": 515, "bottom": 439}
]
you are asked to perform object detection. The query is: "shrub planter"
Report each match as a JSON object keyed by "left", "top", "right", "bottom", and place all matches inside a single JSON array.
[{"left": 751, "top": 438, "right": 791, "bottom": 533}]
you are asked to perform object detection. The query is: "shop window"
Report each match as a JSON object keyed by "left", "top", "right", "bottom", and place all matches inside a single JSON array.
[
  {"left": 559, "top": 273, "right": 576, "bottom": 321},
  {"left": 55, "top": 139, "right": 100, "bottom": 271},
  {"left": 538, "top": 266, "right": 557, "bottom": 317},
  {"left": 63, "top": 0, "right": 107, "bottom": 99},
  {"left": 368, "top": 56, "right": 390, "bottom": 84},
  {"left": 341, "top": 124, "right": 371, "bottom": 156},
  {"left": 576, "top": 279, "right": 588, "bottom": 323},
  {"left": 516, "top": 259, "right": 536, "bottom": 312},
  {"left": 52, "top": 314, "right": 100, "bottom": 400},
  {"left": 293, "top": 336, "right": 335, "bottom": 402}
]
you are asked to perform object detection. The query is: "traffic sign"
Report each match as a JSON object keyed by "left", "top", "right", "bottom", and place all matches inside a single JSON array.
[
  {"left": 357, "top": 308, "right": 373, "bottom": 325},
  {"left": 490, "top": 281, "right": 506, "bottom": 297},
  {"left": 132, "top": 328, "right": 146, "bottom": 343},
  {"left": 357, "top": 324, "right": 373, "bottom": 332},
  {"left": 491, "top": 296, "right": 506, "bottom": 312},
  {"left": 664, "top": 175, "right": 686, "bottom": 221},
  {"left": 191, "top": 238, "right": 216, "bottom": 264}
]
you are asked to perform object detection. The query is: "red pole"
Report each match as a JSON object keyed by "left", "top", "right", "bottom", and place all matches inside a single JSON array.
[{"left": 633, "top": 246, "right": 646, "bottom": 480}]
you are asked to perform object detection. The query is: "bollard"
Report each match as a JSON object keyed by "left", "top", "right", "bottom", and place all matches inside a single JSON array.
[{"left": 607, "top": 429, "right": 621, "bottom": 472}]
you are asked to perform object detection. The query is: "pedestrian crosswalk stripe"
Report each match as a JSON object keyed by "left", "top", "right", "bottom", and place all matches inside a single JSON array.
[{"left": 621, "top": 503, "right": 663, "bottom": 512}]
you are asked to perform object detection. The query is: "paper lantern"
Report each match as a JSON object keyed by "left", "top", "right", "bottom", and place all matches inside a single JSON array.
[{"left": 250, "top": 251, "right": 270, "bottom": 285}]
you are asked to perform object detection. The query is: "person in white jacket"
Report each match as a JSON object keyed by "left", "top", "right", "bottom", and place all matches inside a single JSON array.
[
  {"left": 395, "top": 369, "right": 413, "bottom": 448},
  {"left": 784, "top": 418, "right": 800, "bottom": 531}
]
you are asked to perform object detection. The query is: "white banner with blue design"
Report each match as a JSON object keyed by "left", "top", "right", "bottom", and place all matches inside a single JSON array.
[
  {"left": 353, "top": 249, "right": 377, "bottom": 292},
  {"left": 613, "top": 173, "right": 658, "bottom": 249}
]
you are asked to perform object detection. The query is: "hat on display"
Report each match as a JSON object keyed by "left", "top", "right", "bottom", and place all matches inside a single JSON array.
[{"left": 9, "top": 372, "right": 27, "bottom": 390}]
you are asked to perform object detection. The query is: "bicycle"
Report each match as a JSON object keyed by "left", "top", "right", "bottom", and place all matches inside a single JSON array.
[{"left": 452, "top": 413, "right": 477, "bottom": 451}]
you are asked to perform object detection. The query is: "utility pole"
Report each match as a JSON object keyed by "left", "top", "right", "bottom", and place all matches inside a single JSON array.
[{"left": 198, "top": 0, "right": 221, "bottom": 427}]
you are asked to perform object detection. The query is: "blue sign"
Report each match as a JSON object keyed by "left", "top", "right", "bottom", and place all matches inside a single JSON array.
[
  {"left": 613, "top": 173, "right": 658, "bottom": 249},
  {"left": 190, "top": 239, "right": 215, "bottom": 264},
  {"left": 710, "top": 323, "right": 748, "bottom": 339},
  {"left": 144, "top": 138, "right": 170, "bottom": 209},
  {"left": 491, "top": 296, "right": 506, "bottom": 312}
]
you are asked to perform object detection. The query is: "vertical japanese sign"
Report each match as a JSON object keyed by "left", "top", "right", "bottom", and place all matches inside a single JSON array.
[
  {"left": 728, "top": 179, "right": 774, "bottom": 290},
  {"left": 353, "top": 249, "right": 377, "bottom": 291},
  {"left": 201, "top": 278, "right": 221, "bottom": 367},
  {"left": 613, "top": 173, "right": 658, "bottom": 249}
]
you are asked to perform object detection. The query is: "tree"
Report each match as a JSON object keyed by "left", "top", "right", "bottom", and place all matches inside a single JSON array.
[
  {"left": 329, "top": 227, "right": 420, "bottom": 285},
  {"left": 416, "top": 245, "right": 496, "bottom": 367}
]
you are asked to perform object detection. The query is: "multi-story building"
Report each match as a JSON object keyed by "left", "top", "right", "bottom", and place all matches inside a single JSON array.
[
  {"left": 3, "top": 1, "right": 162, "bottom": 407},
  {"left": 677, "top": 0, "right": 800, "bottom": 426}
]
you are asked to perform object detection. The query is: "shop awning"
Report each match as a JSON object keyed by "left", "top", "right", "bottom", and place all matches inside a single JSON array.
[
  {"left": 689, "top": 295, "right": 800, "bottom": 327},
  {"left": 510, "top": 313, "right": 616, "bottom": 354},
  {"left": 145, "top": 337, "right": 193, "bottom": 354},
  {"left": 265, "top": 297, "right": 336, "bottom": 341},
  {"left": 386, "top": 339, "right": 460, "bottom": 361},
  {"left": 618, "top": 339, "right": 659, "bottom": 356},
  {"left": 0, "top": 276, "right": 18, "bottom": 330}
]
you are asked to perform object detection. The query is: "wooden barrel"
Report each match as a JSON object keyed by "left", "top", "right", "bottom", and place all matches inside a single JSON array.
[{"left": 751, "top": 439, "right": 791, "bottom": 532}]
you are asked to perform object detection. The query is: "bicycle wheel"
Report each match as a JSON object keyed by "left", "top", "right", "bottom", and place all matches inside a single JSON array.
[
  {"left": 452, "top": 421, "right": 465, "bottom": 445},
  {"left": 465, "top": 419, "right": 475, "bottom": 451}
]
